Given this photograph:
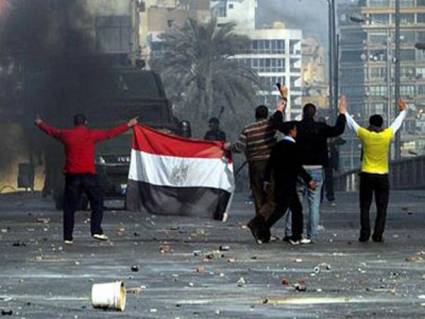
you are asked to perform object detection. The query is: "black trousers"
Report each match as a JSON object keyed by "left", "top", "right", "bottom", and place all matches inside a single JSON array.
[
  {"left": 359, "top": 173, "right": 390, "bottom": 239},
  {"left": 322, "top": 166, "right": 335, "bottom": 202},
  {"left": 63, "top": 174, "right": 104, "bottom": 241},
  {"left": 266, "top": 187, "right": 303, "bottom": 240}
]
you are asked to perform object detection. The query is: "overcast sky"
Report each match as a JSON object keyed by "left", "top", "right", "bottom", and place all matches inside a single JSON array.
[{"left": 257, "top": 0, "right": 336, "bottom": 45}]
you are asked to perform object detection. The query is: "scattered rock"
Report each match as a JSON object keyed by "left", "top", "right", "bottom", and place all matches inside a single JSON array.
[
  {"left": 193, "top": 250, "right": 202, "bottom": 256},
  {"left": 281, "top": 278, "right": 289, "bottom": 286},
  {"left": 405, "top": 255, "right": 423, "bottom": 262},
  {"left": 294, "top": 280, "right": 307, "bottom": 292},
  {"left": 159, "top": 245, "right": 172, "bottom": 254},
  {"left": 219, "top": 245, "right": 230, "bottom": 251},
  {"left": 237, "top": 277, "right": 246, "bottom": 287},
  {"left": 126, "top": 287, "right": 143, "bottom": 294},
  {"left": 12, "top": 241, "right": 26, "bottom": 247},
  {"left": 36, "top": 218, "right": 50, "bottom": 224},
  {"left": 195, "top": 266, "right": 205, "bottom": 273},
  {"left": 227, "top": 258, "right": 236, "bottom": 263},
  {"left": 133, "top": 232, "right": 140, "bottom": 237},
  {"left": 295, "top": 258, "right": 302, "bottom": 263},
  {"left": 131, "top": 265, "right": 139, "bottom": 272},
  {"left": 1, "top": 310, "right": 13, "bottom": 316}
]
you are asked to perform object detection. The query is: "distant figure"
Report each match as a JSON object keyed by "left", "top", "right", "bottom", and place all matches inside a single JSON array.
[
  {"left": 342, "top": 97, "right": 408, "bottom": 242},
  {"left": 322, "top": 136, "right": 346, "bottom": 206},
  {"left": 179, "top": 120, "right": 192, "bottom": 138},
  {"left": 35, "top": 114, "right": 138, "bottom": 245},
  {"left": 204, "top": 117, "right": 226, "bottom": 142}
]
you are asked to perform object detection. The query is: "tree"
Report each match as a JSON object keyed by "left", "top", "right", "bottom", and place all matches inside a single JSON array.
[{"left": 151, "top": 18, "right": 260, "bottom": 134}]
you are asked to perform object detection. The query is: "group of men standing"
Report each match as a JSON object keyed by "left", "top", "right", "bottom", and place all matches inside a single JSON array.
[
  {"left": 223, "top": 90, "right": 408, "bottom": 245},
  {"left": 35, "top": 88, "right": 408, "bottom": 246}
]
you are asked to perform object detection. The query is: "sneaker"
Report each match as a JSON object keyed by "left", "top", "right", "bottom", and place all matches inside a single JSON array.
[
  {"left": 289, "top": 238, "right": 300, "bottom": 245},
  {"left": 317, "top": 224, "right": 326, "bottom": 231},
  {"left": 282, "top": 236, "right": 292, "bottom": 242},
  {"left": 372, "top": 235, "right": 384, "bottom": 243},
  {"left": 300, "top": 238, "right": 312, "bottom": 245},
  {"left": 358, "top": 236, "right": 369, "bottom": 242},
  {"left": 64, "top": 240, "right": 73, "bottom": 245},
  {"left": 247, "top": 217, "right": 270, "bottom": 244},
  {"left": 92, "top": 233, "right": 108, "bottom": 241}
]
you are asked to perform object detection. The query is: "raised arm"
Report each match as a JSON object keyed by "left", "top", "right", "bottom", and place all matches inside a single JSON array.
[
  {"left": 390, "top": 99, "right": 408, "bottom": 133},
  {"left": 338, "top": 96, "right": 361, "bottom": 134},
  {"left": 271, "top": 98, "right": 296, "bottom": 133},
  {"left": 323, "top": 96, "right": 347, "bottom": 137},
  {"left": 91, "top": 117, "right": 138, "bottom": 142},
  {"left": 35, "top": 116, "right": 63, "bottom": 139}
]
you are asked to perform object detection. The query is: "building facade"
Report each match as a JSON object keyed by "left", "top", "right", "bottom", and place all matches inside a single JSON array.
[
  {"left": 338, "top": 0, "right": 425, "bottom": 169},
  {"left": 211, "top": 0, "right": 303, "bottom": 119}
]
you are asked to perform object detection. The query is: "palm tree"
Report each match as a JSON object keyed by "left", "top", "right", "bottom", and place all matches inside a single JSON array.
[{"left": 151, "top": 18, "right": 260, "bottom": 132}]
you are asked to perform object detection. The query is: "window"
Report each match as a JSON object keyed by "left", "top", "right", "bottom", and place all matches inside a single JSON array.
[
  {"left": 418, "top": 13, "right": 425, "bottom": 23},
  {"left": 401, "top": 85, "right": 415, "bottom": 96},
  {"left": 417, "top": 67, "right": 425, "bottom": 79},
  {"left": 370, "top": 67, "right": 387, "bottom": 80},
  {"left": 418, "top": 85, "right": 425, "bottom": 95},
  {"left": 400, "top": 14, "right": 414, "bottom": 25},
  {"left": 368, "top": 86, "right": 387, "bottom": 96}
]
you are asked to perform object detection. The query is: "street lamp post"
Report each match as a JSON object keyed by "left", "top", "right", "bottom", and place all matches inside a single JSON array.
[{"left": 394, "top": 0, "right": 401, "bottom": 160}]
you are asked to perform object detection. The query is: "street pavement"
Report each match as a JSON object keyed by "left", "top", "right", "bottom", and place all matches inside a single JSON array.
[{"left": 1, "top": 191, "right": 425, "bottom": 318}]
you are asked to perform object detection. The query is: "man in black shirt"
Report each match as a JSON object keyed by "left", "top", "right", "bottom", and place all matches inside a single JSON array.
[
  {"left": 204, "top": 117, "right": 226, "bottom": 142},
  {"left": 248, "top": 121, "right": 316, "bottom": 245},
  {"left": 272, "top": 98, "right": 346, "bottom": 242}
]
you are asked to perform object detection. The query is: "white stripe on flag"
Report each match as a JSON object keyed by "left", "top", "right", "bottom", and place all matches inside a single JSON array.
[{"left": 128, "top": 149, "right": 234, "bottom": 192}]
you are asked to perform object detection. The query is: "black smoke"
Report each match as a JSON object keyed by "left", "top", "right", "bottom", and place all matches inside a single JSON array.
[{"left": 0, "top": 0, "right": 114, "bottom": 188}]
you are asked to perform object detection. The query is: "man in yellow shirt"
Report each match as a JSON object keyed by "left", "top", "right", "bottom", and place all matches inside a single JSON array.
[{"left": 341, "top": 97, "right": 408, "bottom": 242}]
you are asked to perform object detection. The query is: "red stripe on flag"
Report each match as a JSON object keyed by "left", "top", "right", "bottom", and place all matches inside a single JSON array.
[{"left": 132, "top": 125, "right": 228, "bottom": 159}]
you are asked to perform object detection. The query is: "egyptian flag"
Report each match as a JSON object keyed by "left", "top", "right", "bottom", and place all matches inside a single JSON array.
[{"left": 126, "top": 125, "right": 234, "bottom": 220}]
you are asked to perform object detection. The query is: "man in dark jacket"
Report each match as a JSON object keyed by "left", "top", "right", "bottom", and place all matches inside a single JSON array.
[
  {"left": 248, "top": 121, "right": 316, "bottom": 244},
  {"left": 204, "top": 117, "right": 226, "bottom": 142},
  {"left": 272, "top": 97, "right": 346, "bottom": 242},
  {"left": 36, "top": 113, "right": 138, "bottom": 244}
]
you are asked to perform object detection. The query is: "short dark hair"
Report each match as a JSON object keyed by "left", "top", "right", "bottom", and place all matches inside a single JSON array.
[
  {"left": 255, "top": 105, "right": 268, "bottom": 120},
  {"left": 282, "top": 121, "right": 297, "bottom": 135},
  {"left": 208, "top": 117, "right": 219, "bottom": 125},
  {"left": 369, "top": 114, "right": 383, "bottom": 128},
  {"left": 73, "top": 113, "right": 87, "bottom": 126},
  {"left": 303, "top": 103, "right": 316, "bottom": 119}
]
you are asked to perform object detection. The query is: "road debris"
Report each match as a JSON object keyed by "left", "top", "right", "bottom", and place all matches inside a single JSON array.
[
  {"left": 237, "top": 277, "right": 246, "bottom": 287},
  {"left": 294, "top": 280, "right": 307, "bottom": 292},
  {"left": 12, "top": 241, "right": 26, "bottom": 247}
]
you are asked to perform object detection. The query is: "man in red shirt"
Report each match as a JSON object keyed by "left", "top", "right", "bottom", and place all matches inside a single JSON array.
[{"left": 35, "top": 113, "right": 138, "bottom": 244}]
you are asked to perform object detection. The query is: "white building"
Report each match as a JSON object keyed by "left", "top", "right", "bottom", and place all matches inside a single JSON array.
[
  {"left": 211, "top": 0, "right": 303, "bottom": 119},
  {"left": 210, "top": 0, "right": 257, "bottom": 30}
]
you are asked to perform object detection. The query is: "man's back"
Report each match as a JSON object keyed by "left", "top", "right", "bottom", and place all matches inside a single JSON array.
[
  {"left": 266, "top": 139, "right": 309, "bottom": 189},
  {"left": 233, "top": 119, "right": 276, "bottom": 162},
  {"left": 38, "top": 122, "right": 129, "bottom": 174},
  {"left": 358, "top": 128, "right": 393, "bottom": 174}
]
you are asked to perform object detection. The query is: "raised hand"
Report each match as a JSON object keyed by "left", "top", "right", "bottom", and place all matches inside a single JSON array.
[
  {"left": 277, "top": 98, "right": 287, "bottom": 113},
  {"left": 35, "top": 115, "right": 42, "bottom": 125},
  {"left": 398, "top": 98, "right": 408, "bottom": 111},
  {"left": 338, "top": 95, "right": 347, "bottom": 114}
]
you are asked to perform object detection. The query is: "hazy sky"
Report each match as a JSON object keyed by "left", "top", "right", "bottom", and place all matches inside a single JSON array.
[{"left": 257, "top": 0, "right": 332, "bottom": 45}]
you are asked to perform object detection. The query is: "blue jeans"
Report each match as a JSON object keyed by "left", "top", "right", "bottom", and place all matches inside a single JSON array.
[{"left": 297, "top": 168, "right": 324, "bottom": 240}]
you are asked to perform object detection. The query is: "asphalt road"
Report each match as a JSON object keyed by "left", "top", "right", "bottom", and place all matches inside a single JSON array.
[{"left": 1, "top": 191, "right": 425, "bottom": 318}]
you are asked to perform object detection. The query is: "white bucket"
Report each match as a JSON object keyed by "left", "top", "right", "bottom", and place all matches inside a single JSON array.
[{"left": 91, "top": 281, "right": 126, "bottom": 311}]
